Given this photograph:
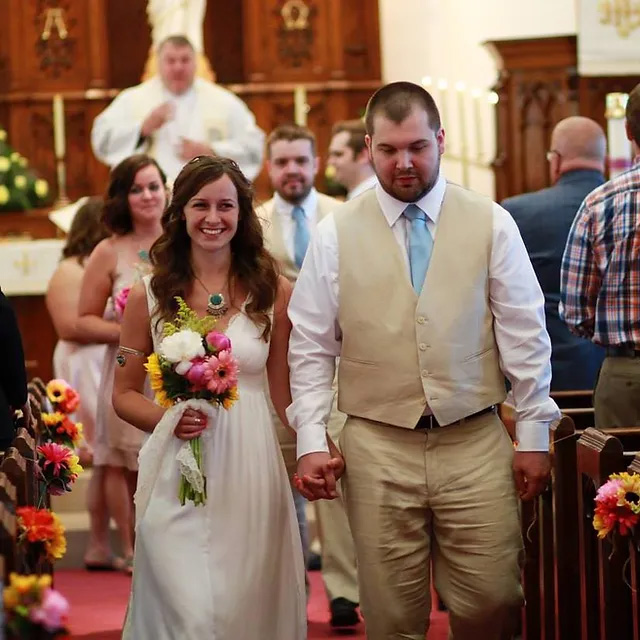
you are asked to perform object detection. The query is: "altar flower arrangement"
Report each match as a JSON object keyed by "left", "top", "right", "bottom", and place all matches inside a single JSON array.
[
  {"left": 37, "top": 442, "right": 83, "bottom": 496},
  {"left": 16, "top": 507, "right": 67, "bottom": 562},
  {"left": 45, "top": 379, "right": 80, "bottom": 415},
  {"left": 593, "top": 471, "right": 640, "bottom": 539},
  {"left": 144, "top": 297, "right": 239, "bottom": 506},
  {"left": 3, "top": 572, "right": 70, "bottom": 638},
  {"left": 40, "top": 412, "right": 83, "bottom": 450}
]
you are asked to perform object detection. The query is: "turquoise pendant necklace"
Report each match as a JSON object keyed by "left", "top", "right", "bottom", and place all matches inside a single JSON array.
[{"left": 195, "top": 275, "right": 229, "bottom": 317}]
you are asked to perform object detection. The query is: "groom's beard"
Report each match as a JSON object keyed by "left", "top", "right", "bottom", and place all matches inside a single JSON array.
[{"left": 376, "top": 154, "right": 441, "bottom": 203}]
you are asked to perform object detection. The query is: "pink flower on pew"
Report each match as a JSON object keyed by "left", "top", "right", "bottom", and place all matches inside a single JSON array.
[
  {"left": 38, "top": 443, "right": 74, "bottom": 477},
  {"left": 114, "top": 286, "right": 131, "bottom": 319},
  {"left": 29, "top": 587, "right": 70, "bottom": 632},
  {"left": 593, "top": 472, "right": 640, "bottom": 538}
]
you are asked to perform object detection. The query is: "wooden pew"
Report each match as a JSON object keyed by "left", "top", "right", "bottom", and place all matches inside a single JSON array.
[
  {"left": 551, "top": 389, "right": 595, "bottom": 430},
  {"left": 576, "top": 428, "right": 639, "bottom": 640}
]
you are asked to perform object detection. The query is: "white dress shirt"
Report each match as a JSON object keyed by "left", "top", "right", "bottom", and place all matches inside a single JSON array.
[
  {"left": 272, "top": 189, "right": 319, "bottom": 262},
  {"left": 347, "top": 174, "right": 378, "bottom": 201},
  {"left": 286, "top": 173, "right": 561, "bottom": 458}
]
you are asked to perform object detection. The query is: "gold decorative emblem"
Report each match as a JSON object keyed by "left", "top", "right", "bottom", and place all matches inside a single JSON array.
[
  {"left": 40, "top": 8, "right": 68, "bottom": 41},
  {"left": 281, "top": 0, "right": 310, "bottom": 31},
  {"left": 598, "top": 0, "right": 640, "bottom": 38}
]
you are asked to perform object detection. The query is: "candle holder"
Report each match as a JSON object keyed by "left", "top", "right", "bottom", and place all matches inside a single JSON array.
[{"left": 53, "top": 158, "right": 70, "bottom": 209}]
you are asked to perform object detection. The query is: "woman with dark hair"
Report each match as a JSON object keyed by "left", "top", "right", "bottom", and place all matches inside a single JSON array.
[
  {"left": 77, "top": 154, "right": 167, "bottom": 573},
  {"left": 113, "top": 156, "right": 322, "bottom": 639},
  {"left": 46, "top": 197, "right": 115, "bottom": 569}
]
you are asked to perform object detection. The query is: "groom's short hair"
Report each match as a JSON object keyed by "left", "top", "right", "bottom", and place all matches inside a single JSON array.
[{"left": 157, "top": 35, "right": 195, "bottom": 53}]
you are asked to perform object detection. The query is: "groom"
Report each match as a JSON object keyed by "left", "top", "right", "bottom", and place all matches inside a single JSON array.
[{"left": 288, "top": 81, "right": 561, "bottom": 639}]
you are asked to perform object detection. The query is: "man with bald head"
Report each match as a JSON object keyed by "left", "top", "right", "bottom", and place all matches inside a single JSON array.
[{"left": 502, "top": 116, "right": 606, "bottom": 390}]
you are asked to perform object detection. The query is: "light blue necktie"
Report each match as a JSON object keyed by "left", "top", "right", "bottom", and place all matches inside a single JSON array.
[
  {"left": 292, "top": 205, "right": 310, "bottom": 268},
  {"left": 404, "top": 204, "right": 434, "bottom": 295}
]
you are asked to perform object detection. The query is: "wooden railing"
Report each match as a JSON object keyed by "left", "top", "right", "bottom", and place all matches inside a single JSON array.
[{"left": 518, "top": 388, "right": 640, "bottom": 640}]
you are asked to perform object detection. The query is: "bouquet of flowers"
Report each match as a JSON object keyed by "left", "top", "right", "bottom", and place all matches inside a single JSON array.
[
  {"left": 16, "top": 507, "right": 67, "bottom": 563},
  {"left": 40, "top": 412, "right": 83, "bottom": 450},
  {"left": 37, "top": 443, "right": 83, "bottom": 496},
  {"left": 144, "top": 297, "right": 239, "bottom": 506},
  {"left": 114, "top": 286, "right": 131, "bottom": 319},
  {"left": 45, "top": 380, "right": 79, "bottom": 415},
  {"left": 593, "top": 471, "right": 640, "bottom": 539},
  {"left": 3, "top": 573, "right": 70, "bottom": 638}
]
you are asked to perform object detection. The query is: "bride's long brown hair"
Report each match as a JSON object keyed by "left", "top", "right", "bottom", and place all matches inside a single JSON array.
[{"left": 149, "top": 156, "right": 279, "bottom": 340}]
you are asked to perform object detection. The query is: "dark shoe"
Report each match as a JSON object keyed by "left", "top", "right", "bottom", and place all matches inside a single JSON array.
[
  {"left": 307, "top": 551, "right": 322, "bottom": 571},
  {"left": 330, "top": 597, "right": 360, "bottom": 628}
]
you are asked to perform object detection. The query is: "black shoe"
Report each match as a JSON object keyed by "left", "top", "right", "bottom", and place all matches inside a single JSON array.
[
  {"left": 307, "top": 551, "right": 322, "bottom": 571},
  {"left": 330, "top": 597, "right": 360, "bottom": 628}
]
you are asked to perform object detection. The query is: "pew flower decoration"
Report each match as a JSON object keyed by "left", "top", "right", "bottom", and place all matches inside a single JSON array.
[
  {"left": 45, "top": 379, "right": 80, "bottom": 415},
  {"left": 593, "top": 472, "right": 640, "bottom": 539},
  {"left": 40, "top": 412, "right": 83, "bottom": 450},
  {"left": 114, "top": 286, "right": 131, "bottom": 319},
  {"left": 143, "top": 297, "right": 239, "bottom": 506},
  {"left": 16, "top": 507, "right": 67, "bottom": 562},
  {"left": 37, "top": 442, "right": 83, "bottom": 496},
  {"left": 3, "top": 573, "right": 70, "bottom": 638}
]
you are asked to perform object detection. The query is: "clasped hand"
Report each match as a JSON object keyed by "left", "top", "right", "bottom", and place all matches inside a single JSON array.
[
  {"left": 174, "top": 408, "right": 208, "bottom": 440},
  {"left": 294, "top": 448, "right": 345, "bottom": 501}
]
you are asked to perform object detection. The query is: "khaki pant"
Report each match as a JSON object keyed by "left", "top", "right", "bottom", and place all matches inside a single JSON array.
[
  {"left": 340, "top": 412, "right": 523, "bottom": 640},
  {"left": 316, "top": 398, "right": 359, "bottom": 603},
  {"left": 594, "top": 356, "right": 640, "bottom": 428},
  {"left": 275, "top": 377, "right": 360, "bottom": 604}
]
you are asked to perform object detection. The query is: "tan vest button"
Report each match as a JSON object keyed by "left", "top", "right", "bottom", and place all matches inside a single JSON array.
[
  {"left": 421, "top": 369, "right": 429, "bottom": 377},
  {"left": 417, "top": 316, "right": 426, "bottom": 324},
  {"left": 419, "top": 343, "right": 428, "bottom": 351}
]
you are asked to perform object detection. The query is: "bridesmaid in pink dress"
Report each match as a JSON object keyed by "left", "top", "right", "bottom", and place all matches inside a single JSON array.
[{"left": 77, "top": 154, "right": 167, "bottom": 571}]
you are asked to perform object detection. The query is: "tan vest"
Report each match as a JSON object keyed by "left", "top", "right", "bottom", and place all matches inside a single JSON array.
[
  {"left": 335, "top": 184, "right": 507, "bottom": 429},
  {"left": 258, "top": 191, "right": 341, "bottom": 283}
]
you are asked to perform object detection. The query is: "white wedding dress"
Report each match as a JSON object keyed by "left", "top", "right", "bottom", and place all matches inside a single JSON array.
[{"left": 122, "top": 279, "right": 307, "bottom": 639}]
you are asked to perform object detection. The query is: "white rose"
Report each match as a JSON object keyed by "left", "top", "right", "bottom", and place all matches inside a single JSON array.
[{"left": 158, "top": 329, "right": 205, "bottom": 375}]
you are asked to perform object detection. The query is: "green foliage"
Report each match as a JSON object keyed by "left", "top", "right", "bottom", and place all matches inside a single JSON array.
[
  {"left": 0, "top": 127, "right": 52, "bottom": 212},
  {"left": 163, "top": 296, "right": 218, "bottom": 337}
]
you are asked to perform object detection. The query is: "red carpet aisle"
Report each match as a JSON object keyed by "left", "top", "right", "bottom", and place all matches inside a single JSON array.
[{"left": 56, "top": 570, "right": 449, "bottom": 639}]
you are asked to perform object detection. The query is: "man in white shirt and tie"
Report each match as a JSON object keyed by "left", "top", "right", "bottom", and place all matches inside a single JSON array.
[
  {"left": 257, "top": 125, "right": 360, "bottom": 627},
  {"left": 327, "top": 119, "right": 377, "bottom": 200},
  {"left": 91, "top": 35, "right": 264, "bottom": 183},
  {"left": 288, "top": 82, "right": 561, "bottom": 639}
]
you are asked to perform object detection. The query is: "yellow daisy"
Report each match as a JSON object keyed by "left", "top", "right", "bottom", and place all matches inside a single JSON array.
[{"left": 46, "top": 379, "right": 67, "bottom": 404}]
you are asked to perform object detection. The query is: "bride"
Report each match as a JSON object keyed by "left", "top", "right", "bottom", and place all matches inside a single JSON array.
[{"left": 112, "top": 156, "right": 336, "bottom": 638}]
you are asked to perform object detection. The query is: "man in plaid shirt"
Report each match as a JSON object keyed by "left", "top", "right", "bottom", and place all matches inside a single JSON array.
[{"left": 560, "top": 83, "right": 640, "bottom": 427}]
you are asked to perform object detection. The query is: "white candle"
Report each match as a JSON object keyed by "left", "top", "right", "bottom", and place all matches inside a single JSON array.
[
  {"left": 455, "top": 82, "right": 469, "bottom": 186},
  {"left": 52, "top": 94, "right": 65, "bottom": 159},
  {"left": 437, "top": 79, "right": 448, "bottom": 128},
  {"left": 606, "top": 93, "right": 632, "bottom": 178},
  {"left": 294, "top": 85, "right": 307, "bottom": 127},
  {"left": 472, "top": 89, "right": 483, "bottom": 161}
]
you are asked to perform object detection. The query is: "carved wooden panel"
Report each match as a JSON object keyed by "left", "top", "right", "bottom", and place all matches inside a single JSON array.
[
  {"left": 486, "top": 36, "right": 579, "bottom": 201},
  {"left": 578, "top": 75, "right": 640, "bottom": 132}
]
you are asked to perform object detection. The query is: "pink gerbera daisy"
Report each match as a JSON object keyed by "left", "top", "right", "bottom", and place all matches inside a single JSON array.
[
  {"left": 205, "top": 350, "right": 239, "bottom": 394},
  {"left": 38, "top": 443, "right": 73, "bottom": 477}
]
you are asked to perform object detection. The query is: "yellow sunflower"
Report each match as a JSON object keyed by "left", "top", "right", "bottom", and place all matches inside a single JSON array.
[
  {"left": 144, "top": 354, "right": 164, "bottom": 392},
  {"left": 222, "top": 386, "right": 239, "bottom": 411},
  {"left": 45, "top": 513, "right": 67, "bottom": 561},
  {"left": 42, "top": 412, "right": 64, "bottom": 427},
  {"left": 46, "top": 379, "right": 67, "bottom": 404}
]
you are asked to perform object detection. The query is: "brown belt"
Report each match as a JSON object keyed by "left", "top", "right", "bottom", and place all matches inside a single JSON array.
[{"left": 415, "top": 405, "right": 496, "bottom": 430}]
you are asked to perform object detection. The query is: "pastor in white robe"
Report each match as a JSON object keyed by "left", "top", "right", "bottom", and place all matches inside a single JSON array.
[{"left": 91, "top": 76, "right": 265, "bottom": 182}]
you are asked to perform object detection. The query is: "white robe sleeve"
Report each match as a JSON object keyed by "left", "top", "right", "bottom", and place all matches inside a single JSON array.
[
  {"left": 209, "top": 93, "right": 265, "bottom": 182},
  {"left": 91, "top": 90, "right": 149, "bottom": 169}
]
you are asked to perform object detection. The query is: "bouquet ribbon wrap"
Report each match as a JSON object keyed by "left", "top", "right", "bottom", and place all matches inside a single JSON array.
[{"left": 135, "top": 398, "right": 217, "bottom": 526}]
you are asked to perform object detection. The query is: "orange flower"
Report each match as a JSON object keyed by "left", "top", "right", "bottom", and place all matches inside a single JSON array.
[
  {"left": 58, "top": 387, "right": 80, "bottom": 414},
  {"left": 16, "top": 508, "right": 66, "bottom": 561}
]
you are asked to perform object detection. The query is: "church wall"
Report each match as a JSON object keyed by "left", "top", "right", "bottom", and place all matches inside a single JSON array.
[{"left": 377, "top": 0, "right": 577, "bottom": 198}]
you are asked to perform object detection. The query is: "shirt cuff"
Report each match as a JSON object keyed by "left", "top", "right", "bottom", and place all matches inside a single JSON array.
[
  {"left": 515, "top": 421, "right": 552, "bottom": 451},
  {"left": 295, "top": 423, "right": 330, "bottom": 459}
]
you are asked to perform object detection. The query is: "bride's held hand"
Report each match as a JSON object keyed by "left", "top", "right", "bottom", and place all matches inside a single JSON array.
[{"left": 174, "top": 408, "right": 208, "bottom": 440}]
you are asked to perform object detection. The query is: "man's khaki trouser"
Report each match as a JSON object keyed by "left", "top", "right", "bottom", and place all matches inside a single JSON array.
[
  {"left": 594, "top": 356, "right": 640, "bottom": 428},
  {"left": 340, "top": 411, "right": 523, "bottom": 640},
  {"left": 275, "top": 382, "right": 359, "bottom": 604}
]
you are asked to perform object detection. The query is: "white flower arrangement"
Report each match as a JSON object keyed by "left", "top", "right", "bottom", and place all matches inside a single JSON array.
[{"left": 158, "top": 329, "right": 205, "bottom": 375}]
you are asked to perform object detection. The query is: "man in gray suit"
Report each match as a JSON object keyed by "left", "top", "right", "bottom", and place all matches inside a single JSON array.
[{"left": 501, "top": 116, "right": 606, "bottom": 391}]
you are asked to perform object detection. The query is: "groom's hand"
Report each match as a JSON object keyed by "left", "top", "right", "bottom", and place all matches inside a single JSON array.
[{"left": 295, "top": 452, "right": 338, "bottom": 501}]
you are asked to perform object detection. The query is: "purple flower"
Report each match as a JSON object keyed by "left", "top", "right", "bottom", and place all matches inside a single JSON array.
[{"left": 205, "top": 331, "right": 231, "bottom": 353}]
